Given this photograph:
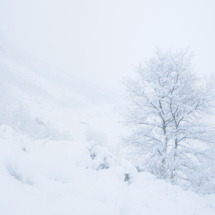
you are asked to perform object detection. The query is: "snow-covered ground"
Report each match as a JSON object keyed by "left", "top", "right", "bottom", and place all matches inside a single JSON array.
[
  {"left": 1, "top": 123, "right": 215, "bottom": 215},
  {"left": 1, "top": 38, "right": 215, "bottom": 215}
]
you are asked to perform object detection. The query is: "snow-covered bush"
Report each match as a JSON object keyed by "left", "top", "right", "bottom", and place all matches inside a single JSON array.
[
  {"left": 87, "top": 140, "right": 112, "bottom": 170},
  {"left": 86, "top": 140, "right": 138, "bottom": 185},
  {"left": 0, "top": 104, "right": 71, "bottom": 140}
]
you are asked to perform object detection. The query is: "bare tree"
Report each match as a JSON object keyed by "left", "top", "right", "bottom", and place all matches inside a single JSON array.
[{"left": 124, "top": 49, "right": 215, "bottom": 193}]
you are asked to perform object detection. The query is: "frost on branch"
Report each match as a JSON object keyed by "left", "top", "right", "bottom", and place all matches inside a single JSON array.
[{"left": 124, "top": 49, "right": 215, "bottom": 194}]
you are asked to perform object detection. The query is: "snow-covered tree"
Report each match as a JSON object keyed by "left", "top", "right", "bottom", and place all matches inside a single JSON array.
[{"left": 124, "top": 49, "right": 215, "bottom": 193}]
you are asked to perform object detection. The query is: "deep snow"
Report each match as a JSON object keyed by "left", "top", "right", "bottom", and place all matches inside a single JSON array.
[
  {"left": 1, "top": 124, "right": 215, "bottom": 215},
  {"left": 0, "top": 37, "right": 215, "bottom": 215}
]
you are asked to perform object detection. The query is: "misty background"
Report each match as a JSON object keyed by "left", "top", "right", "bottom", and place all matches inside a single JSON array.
[
  {"left": 1, "top": 1, "right": 215, "bottom": 215},
  {"left": 0, "top": 0, "right": 215, "bottom": 93}
]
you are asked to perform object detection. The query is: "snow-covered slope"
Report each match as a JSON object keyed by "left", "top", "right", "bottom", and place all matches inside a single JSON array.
[
  {"left": 0, "top": 34, "right": 119, "bottom": 109},
  {"left": 1, "top": 36, "right": 215, "bottom": 215},
  {"left": 0, "top": 125, "right": 215, "bottom": 215},
  {"left": 0, "top": 34, "right": 121, "bottom": 140}
]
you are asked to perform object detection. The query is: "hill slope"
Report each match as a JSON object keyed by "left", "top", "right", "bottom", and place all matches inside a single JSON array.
[{"left": 0, "top": 36, "right": 215, "bottom": 215}]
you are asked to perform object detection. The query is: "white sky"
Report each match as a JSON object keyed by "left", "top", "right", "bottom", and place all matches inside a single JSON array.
[{"left": 0, "top": 0, "right": 215, "bottom": 93}]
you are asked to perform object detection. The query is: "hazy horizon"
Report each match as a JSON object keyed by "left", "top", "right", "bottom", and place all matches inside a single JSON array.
[{"left": 0, "top": 0, "right": 215, "bottom": 93}]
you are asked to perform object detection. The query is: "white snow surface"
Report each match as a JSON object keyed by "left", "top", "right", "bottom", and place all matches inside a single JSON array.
[
  {"left": 0, "top": 39, "right": 215, "bottom": 214},
  {"left": 1, "top": 124, "right": 215, "bottom": 215}
]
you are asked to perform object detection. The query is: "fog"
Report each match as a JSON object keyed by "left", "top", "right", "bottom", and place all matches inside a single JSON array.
[
  {"left": 0, "top": 0, "right": 215, "bottom": 93},
  {"left": 1, "top": 2, "right": 215, "bottom": 214}
]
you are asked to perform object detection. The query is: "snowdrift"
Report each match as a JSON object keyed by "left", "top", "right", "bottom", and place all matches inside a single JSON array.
[{"left": 0, "top": 125, "right": 215, "bottom": 215}]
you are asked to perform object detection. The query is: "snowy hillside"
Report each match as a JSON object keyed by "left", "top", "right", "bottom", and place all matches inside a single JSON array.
[
  {"left": 1, "top": 38, "right": 215, "bottom": 215},
  {"left": 0, "top": 34, "right": 119, "bottom": 108},
  {"left": 1, "top": 125, "right": 215, "bottom": 215},
  {"left": 0, "top": 34, "right": 121, "bottom": 140}
]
